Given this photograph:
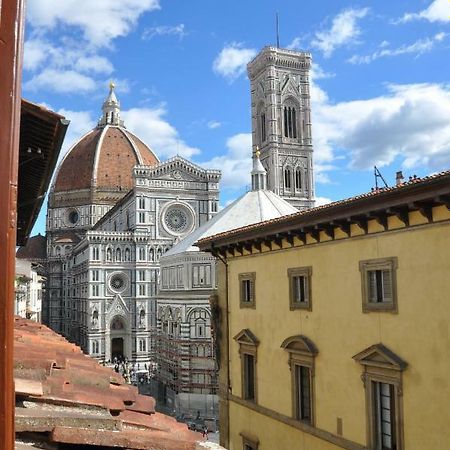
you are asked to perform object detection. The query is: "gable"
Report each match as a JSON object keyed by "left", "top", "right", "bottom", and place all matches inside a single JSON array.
[
  {"left": 353, "top": 343, "right": 407, "bottom": 371},
  {"left": 106, "top": 294, "right": 129, "bottom": 317},
  {"left": 233, "top": 328, "right": 259, "bottom": 346},
  {"left": 148, "top": 157, "right": 209, "bottom": 183},
  {"left": 281, "top": 76, "right": 299, "bottom": 98},
  {"left": 281, "top": 335, "right": 318, "bottom": 355}
]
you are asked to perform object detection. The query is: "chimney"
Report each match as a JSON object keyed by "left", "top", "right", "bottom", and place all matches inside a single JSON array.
[{"left": 396, "top": 171, "right": 404, "bottom": 186}]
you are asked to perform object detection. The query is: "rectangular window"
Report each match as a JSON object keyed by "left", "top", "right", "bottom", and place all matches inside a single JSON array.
[
  {"left": 288, "top": 267, "right": 312, "bottom": 310},
  {"left": 360, "top": 258, "right": 398, "bottom": 313},
  {"left": 294, "top": 365, "right": 312, "bottom": 423},
  {"left": 243, "top": 353, "right": 255, "bottom": 401},
  {"left": 92, "top": 270, "right": 99, "bottom": 281},
  {"left": 368, "top": 269, "right": 392, "bottom": 303},
  {"left": 239, "top": 273, "right": 256, "bottom": 308},
  {"left": 138, "top": 270, "right": 145, "bottom": 281},
  {"left": 373, "top": 382, "right": 397, "bottom": 450}
]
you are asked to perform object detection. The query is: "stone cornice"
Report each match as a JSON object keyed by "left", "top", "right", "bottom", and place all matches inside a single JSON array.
[{"left": 248, "top": 46, "right": 312, "bottom": 80}]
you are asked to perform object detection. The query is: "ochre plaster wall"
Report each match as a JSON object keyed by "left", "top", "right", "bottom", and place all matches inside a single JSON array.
[{"left": 221, "top": 208, "right": 450, "bottom": 450}]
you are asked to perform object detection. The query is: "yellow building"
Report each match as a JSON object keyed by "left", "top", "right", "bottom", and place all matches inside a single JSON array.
[{"left": 198, "top": 171, "right": 450, "bottom": 450}]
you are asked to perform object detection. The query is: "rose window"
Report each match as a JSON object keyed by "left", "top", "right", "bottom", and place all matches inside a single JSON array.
[{"left": 109, "top": 273, "right": 127, "bottom": 292}]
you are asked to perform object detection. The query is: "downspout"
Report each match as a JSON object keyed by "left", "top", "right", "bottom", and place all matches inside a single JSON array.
[{"left": 214, "top": 249, "right": 230, "bottom": 448}]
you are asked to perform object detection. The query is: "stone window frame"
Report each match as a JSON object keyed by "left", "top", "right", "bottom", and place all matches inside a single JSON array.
[
  {"left": 281, "top": 335, "right": 318, "bottom": 426},
  {"left": 234, "top": 329, "right": 259, "bottom": 403},
  {"left": 239, "top": 272, "right": 256, "bottom": 309},
  {"left": 240, "top": 432, "right": 259, "bottom": 450},
  {"left": 353, "top": 343, "right": 407, "bottom": 450},
  {"left": 288, "top": 266, "right": 312, "bottom": 311},
  {"left": 359, "top": 257, "right": 398, "bottom": 313}
]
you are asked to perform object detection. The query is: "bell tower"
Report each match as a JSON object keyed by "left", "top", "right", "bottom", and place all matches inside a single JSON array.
[{"left": 247, "top": 47, "right": 315, "bottom": 210}]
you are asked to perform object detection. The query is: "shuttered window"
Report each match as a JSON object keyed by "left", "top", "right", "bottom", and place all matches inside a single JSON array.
[
  {"left": 243, "top": 354, "right": 255, "bottom": 400},
  {"left": 368, "top": 269, "right": 392, "bottom": 303},
  {"left": 373, "top": 381, "right": 397, "bottom": 450},
  {"left": 360, "top": 258, "right": 398, "bottom": 313},
  {"left": 288, "top": 267, "right": 312, "bottom": 310},
  {"left": 295, "top": 365, "right": 312, "bottom": 422},
  {"left": 239, "top": 273, "right": 256, "bottom": 308}
]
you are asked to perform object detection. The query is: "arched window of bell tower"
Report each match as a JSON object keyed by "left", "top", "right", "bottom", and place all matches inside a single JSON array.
[
  {"left": 283, "top": 99, "right": 299, "bottom": 139},
  {"left": 257, "top": 103, "right": 266, "bottom": 143},
  {"left": 284, "top": 167, "right": 292, "bottom": 190},
  {"left": 295, "top": 168, "right": 302, "bottom": 190}
]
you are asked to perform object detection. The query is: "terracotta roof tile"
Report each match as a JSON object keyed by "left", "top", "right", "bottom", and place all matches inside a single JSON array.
[
  {"left": 14, "top": 317, "right": 201, "bottom": 449},
  {"left": 198, "top": 170, "right": 450, "bottom": 246},
  {"left": 16, "top": 234, "right": 46, "bottom": 260},
  {"left": 53, "top": 125, "right": 158, "bottom": 194}
]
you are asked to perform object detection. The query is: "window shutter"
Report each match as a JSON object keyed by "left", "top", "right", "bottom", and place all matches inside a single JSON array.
[
  {"left": 250, "top": 280, "right": 254, "bottom": 302},
  {"left": 382, "top": 269, "right": 393, "bottom": 302},
  {"left": 302, "top": 276, "right": 308, "bottom": 303},
  {"left": 368, "top": 271, "right": 377, "bottom": 302}
]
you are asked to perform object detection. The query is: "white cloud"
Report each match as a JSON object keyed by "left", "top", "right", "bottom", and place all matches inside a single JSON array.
[
  {"left": 314, "top": 196, "right": 333, "bottom": 207},
  {"left": 142, "top": 24, "right": 186, "bottom": 40},
  {"left": 348, "top": 34, "right": 445, "bottom": 64},
  {"left": 26, "top": 0, "right": 160, "bottom": 47},
  {"left": 287, "top": 37, "right": 304, "bottom": 50},
  {"left": 24, "top": 1, "right": 160, "bottom": 95},
  {"left": 399, "top": 0, "right": 450, "bottom": 24},
  {"left": 213, "top": 43, "right": 257, "bottom": 81},
  {"left": 24, "top": 69, "right": 97, "bottom": 94},
  {"left": 122, "top": 106, "right": 200, "bottom": 159},
  {"left": 207, "top": 120, "right": 222, "bottom": 129},
  {"left": 311, "top": 81, "right": 450, "bottom": 171},
  {"left": 200, "top": 133, "right": 252, "bottom": 189},
  {"left": 311, "top": 7, "right": 369, "bottom": 57},
  {"left": 77, "top": 55, "right": 114, "bottom": 75}
]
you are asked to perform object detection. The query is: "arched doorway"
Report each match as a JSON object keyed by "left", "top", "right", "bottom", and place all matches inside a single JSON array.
[
  {"left": 111, "top": 337, "right": 124, "bottom": 361},
  {"left": 110, "top": 316, "right": 126, "bottom": 361}
]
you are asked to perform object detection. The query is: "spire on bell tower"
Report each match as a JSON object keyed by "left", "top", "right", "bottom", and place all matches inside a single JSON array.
[
  {"left": 98, "top": 81, "right": 124, "bottom": 127},
  {"left": 251, "top": 146, "right": 267, "bottom": 191}
]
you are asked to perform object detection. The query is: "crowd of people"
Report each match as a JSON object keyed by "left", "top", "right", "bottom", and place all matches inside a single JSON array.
[{"left": 103, "top": 356, "right": 154, "bottom": 385}]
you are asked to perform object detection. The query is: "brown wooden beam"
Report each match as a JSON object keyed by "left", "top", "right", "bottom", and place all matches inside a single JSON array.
[
  {"left": 332, "top": 220, "right": 351, "bottom": 237},
  {"left": 436, "top": 194, "right": 450, "bottom": 208},
  {"left": 350, "top": 216, "right": 368, "bottom": 234},
  {"left": 284, "top": 231, "right": 295, "bottom": 247},
  {"left": 413, "top": 200, "right": 433, "bottom": 223},
  {"left": 387, "top": 206, "right": 410, "bottom": 226},
  {"left": 294, "top": 230, "right": 307, "bottom": 244},
  {"left": 367, "top": 211, "right": 388, "bottom": 230},
  {"left": 0, "top": 0, "right": 25, "bottom": 447}
]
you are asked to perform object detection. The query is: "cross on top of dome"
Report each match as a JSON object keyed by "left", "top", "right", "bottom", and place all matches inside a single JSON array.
[{"left": 98, "top": 81, "right": 125, "bottom": 127}]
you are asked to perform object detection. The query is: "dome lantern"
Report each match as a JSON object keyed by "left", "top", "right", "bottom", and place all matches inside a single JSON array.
[{"left": 98, "top": 81, "right": 124, "bottom": 127}]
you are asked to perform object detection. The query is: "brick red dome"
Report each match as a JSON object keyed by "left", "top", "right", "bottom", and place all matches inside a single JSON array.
[{"left": 53, "top": 125, "right": 159, "bottom": 193}]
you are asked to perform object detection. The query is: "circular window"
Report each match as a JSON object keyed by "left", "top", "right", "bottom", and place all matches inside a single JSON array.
[
  {"left": 68, "top": 210, "right": 79, "bottom": 225},
  {"left": 109, "top": 273, "right": 127, "bottom": 293},
  {"left": 162, "top": 202, "right": 195, "bottom": 236},
  {"left": 165, "top": 208, "right": 188, "bottom": 232}
]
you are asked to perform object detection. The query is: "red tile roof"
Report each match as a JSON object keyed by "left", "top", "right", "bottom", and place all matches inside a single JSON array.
[
  {"left": 16, "top": 234, "right": 46, "bottom": 261},
  {"left": 53, "top": 125, "right": 158, "bottom": 193},
  {"left": 197, "top": 170, "right": 450, "bottom": 248},
  {"left": 14, "top": 317, "right": 201, "bottom": 449}
]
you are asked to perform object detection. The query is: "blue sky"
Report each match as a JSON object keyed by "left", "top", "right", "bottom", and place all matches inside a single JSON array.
[{"left": 24, "top": 0, "right": 450, "bottom": 236}]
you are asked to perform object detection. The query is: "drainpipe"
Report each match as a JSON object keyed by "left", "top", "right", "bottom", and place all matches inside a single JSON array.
[{"left": 214, "top": 250, "right": 229, "bottom": 449}]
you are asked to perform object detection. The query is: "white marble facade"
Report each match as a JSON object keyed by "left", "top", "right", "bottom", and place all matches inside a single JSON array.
[{"left": 46, "top": 155, "right": 220, "bottom": 364}]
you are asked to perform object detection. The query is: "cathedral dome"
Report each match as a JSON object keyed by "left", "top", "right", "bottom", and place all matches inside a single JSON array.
[{"left": 53, "top": 83, "right": 159, "bottom": 194}]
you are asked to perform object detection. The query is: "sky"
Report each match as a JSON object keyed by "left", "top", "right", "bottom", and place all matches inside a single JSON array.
[{"left": 24, "top": 0, "right": 450, "bottom": 236}]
